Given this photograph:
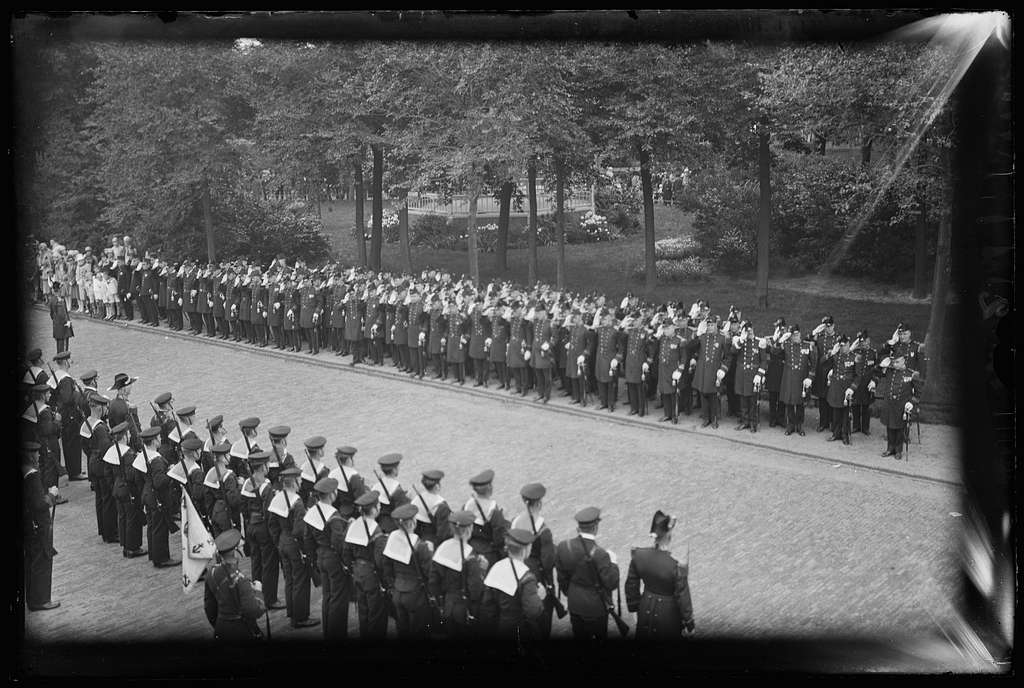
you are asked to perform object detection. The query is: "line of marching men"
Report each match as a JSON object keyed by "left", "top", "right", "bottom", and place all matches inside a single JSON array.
[{"left": 20, "top": 366, "right": 698, "bottom": 642}]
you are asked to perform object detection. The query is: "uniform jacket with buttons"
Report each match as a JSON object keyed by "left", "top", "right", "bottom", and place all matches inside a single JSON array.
[
  {"left": 554, "top": 535, "right": 620, "bottom": 621},
  {"left": 594, "top": 325, "right": 625, "bottom": 383},
  {"left": 731, "top": 336, "right": 767, "bottom": 396},
  {"left": 688, "top": 331, "right": 732, "bottom": 395},
  {"left": 777, "top": 339, "right": 817, "bottom": 407}
]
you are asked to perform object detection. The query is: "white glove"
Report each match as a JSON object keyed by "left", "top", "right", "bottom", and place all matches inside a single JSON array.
[
  {"left": 274, "top": 302, "right": 281, "bottom": 309},
  {"left": 868, "top": 380, "right": 876, "bottom": 392},
  {"left": 576, "top": 354, "right": 586, "bottom": 367},
  {"left": 524, "top": 350, "right": 532, "bottom": 361},
  {"left": 191, "top": 289, "right": 198, "bottom": 297},
  {"left": 251, "top": 580, "right": 262, "bottom": 593},
  {"left": 715, "top": 369, "right": 725, "bottom": 383},
  {"left": 541, "top": 341, "right": 550, "bottom": 352},
  {"left": 758, "top": 337, "right": 767, "bottom": 350},
  {"left": 812, "top": 323, "right": 826, "bottom": 336},
  {"left": 779, "top": 332, "right": 791, "bottom": 344},
  {"left": 262, "top": 311, "right": 268, "bottom": 318},
  {"left": 484, "top": 337, "right": 492, "bottom": 349},
  {"left": 888, "top": 329, "right": 900, "bottom": 346},
  {"left": 672, "top": 370, "right": 682, "bottom": 382},
  {"left": 564, "top": 341, "right": 571, "bottom": 350},
  {"left": 418, "top": 332, "right": 426, "bottom": 345},
  {"left": 536, "top": 582, "right": 547, "bottom": 600},
  {"left": 610, "top": 358, "right": 618, "bottom": 369},
  {"left": 904, "top": 402, "right": 913, "bottom": 414},
  {"left": 827, "top": 370, "right": 833, "bottom": 384},
  {"left": 177, "top": 298, "right": 183, "bottom": 306},
  {"left": 879, "top": 357, "right": 892, "bottom": 369},
  {"left": 390, "top": 325, "right": 395, "bottom": 335},
  {"left": 127, "top": 293, "right": 133, "bottom": 300},
  {"left": 802, "top": 378, "right": 812, "bottom": 389},
  {"left": 732, "top": 335, "right": 742, "bottom": 349},
  {"left": 696, "top": 320, "right": 707, "bottom": 337},
  {"left": 844, "top": 388, "right": 854, "bottom": 402},
  {"left": 460, "top": 335, "right": 468, "bottom": 345},
  {"left": 753, "top": 374, "right": 762, "bottom": 387},
  {"left": 642, "top": 362, "right": 650, "bottom": 373}
]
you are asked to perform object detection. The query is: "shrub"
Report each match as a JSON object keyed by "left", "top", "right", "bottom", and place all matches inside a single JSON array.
[
  {"left": 363, "top": 208, "right": 401, "bottom": 243},
  {"left": 567, "top": 211, "right": 618, "bottom": 244},
  {"left": 410, "top": 214, "right": 453, "bottom": 249},
  {"left": 654, "top": 235, "right": 701, "bottom": 260},
  {"left": 595, "top": 174, "right": 642, "bottom": 235},
  {"left": 632, "top": 256, "right": 711, "bottom": 283}
]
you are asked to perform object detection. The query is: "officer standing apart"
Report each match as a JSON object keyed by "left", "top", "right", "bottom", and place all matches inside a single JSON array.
[
  {"left": 555, "top": 507, "right": 621, "bottom": 641},
  {"left": 624, "top": 510, "right": 695, "bottom": 639},
  {"left": 204, "top": 528, "right": 266, "bottom": 641}
]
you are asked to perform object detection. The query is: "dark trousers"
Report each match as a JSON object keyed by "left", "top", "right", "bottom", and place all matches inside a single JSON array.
[
  {"left": 702, "top": 393, "right": 721, "bottom": 424},
  {"left": 319, "top": 556, "right": 352, "bottom": 639},
  {"left": 271, "top": 325, "right": 284, "bottom": 348},
  {"left": 167, "top": 309, "right": 181, "bottom": 330},
  {"left": 117, "top": 499, "right": 144, "bottom": 551},
  {"left": 254, "top": 324, "right": 267, "bottom": 346},
  {"left": 534, "top": 368, "right": 552, "bottom": 400},
  {"left": 785, "top": 404, "right": 806, "bottom": 432},
  {"left": 472, "top": 357, "right": 488, "bottom": 385},
  {"left": 768, "top": 391, "right": 784, "bottom": 426},
  {"left": 572, "top": 377, "right": 586, "bottom": 404},
  {"left": 817, "top": 398, "right": 833, "bottom": 430},
  {"left": 597, "top": 381, "right": 612, "bottom": 408},
  {"left": 627, "top": 382, "right": 642, "bottom": 413},
  {"left": 398, "top": 344, "right": 410, "bottom": 370},
  {"left": 215, "top": 316, "right": 228, "bottom": 337},
  {"left": 661, "top": 393, "right": 677, "bottom": 419},
  {"left": 122, "top": 295, "right": 134, "bottom": 320},
  {"left": 679, "top": 384, "right": 694, "bottom": 414},
  {"left": 304, "top": 327, "right": 319, "bottom": 353},
  {"left": 98, "top": 478, "right": 119, "bottom": 542},
  {"left": 279, "top": 544, "right": 311, "bottom": 622},
  {"left": 886, "top": 427, "right": 906, "bottom": 456},
  {"left": 24, "top": 539, "right": 54, "bottom": 608},
  {"left": 726, "top": 386, "right": 739, "bottom": 416},
  {"left": 570, "top": 613, "right": 608, "bottom": 641},
  {"left": 146, "top": 506, "right": 171, "bottom": 564},
  {"left": 55, "top": 338, "right": 69, "bottom": 354},
  {"left": 511, "top": 366, "right": 527, "bottom": 393},
  {"left": 348, "top": 338, "right": 363, "bottom": 362},
  {"left": 356, "top": 580, "right": 390, "bottom": 638},
  {"left": 393, "top": 588, "right": 431, "bottom": 638},
  {"left": 830, "top": 405, "right": 850, "bottom": 439},
  {"left": 739, "top": 395, "right": 757, "bottom": 427},
  {"left": 252, "top": 535, "right": 280, "bottom": 605},
  {"left": 448, "top": 359, "right": 466, "bottom": 383},
  {"left": 852, "top": 403, "right": 872, "bottom": 433},
  {"left": 411, "top": 347, "right": 425, "bottom": 376},
  {"left": 61, "top": 427, "right": 82, "bottom": 477}
]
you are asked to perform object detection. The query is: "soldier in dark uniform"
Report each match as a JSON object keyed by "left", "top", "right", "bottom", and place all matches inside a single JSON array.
[
  {"left": 654, "top": 318, "right": 687, "bottom": 423},
  {"left": 625, "top": 510, "right": 695, "bottom": 639},
  {"left": 462, "top": 470, "right": 509, "bottom": 568},
  {"left": 285, "top": 275, "right": 302, "bottom": 352},
  {"left": 84, "top": 392, "right": 116, "bottom": 541},
  {"left": 105, "top": 420, "right": 147, "bottom": 558},
  {"left": 213, "top": 269, "right": 228, "bottom": 338},
  {"left": 410, "top": 469, "right": 450, "bottom": 546},
  {"left": 137, "top": 426, "right": 179, "bottom": 567},
  {"left": 730, "top": 322, "right": 768, "bottom": 432},
  {"left": 183, "top": 263, "right": 200, "bottom": 334},
  {"left": 252, "top": 271, "right": 268, "bottom": 347},
  {"left": 203, "top": 528, "right": 266, "bottom": 641},
  {"left": 429, "top": 510, "right": 488, "bottom": 637},
  {"left": 201, "top": 414, "right": 229, "bottom": 473},
  {"left": 267, "top": 466, "right": 318, "bottom": 628},
  {"left": 874, "top": 354, "right": 921, "bottom": 461},
  {"left": 344, "top": 287, "right": 365, "bottom": 363},
  {"left": 510, "top": 483, "right": 559, "bottom": 639},
  {"left": 823, "top": 335, "right": 861, "bottom": 445},
  {"left": 22, "top": 383, "right": 63, "bottom": 502},
  {"left": 267, "top": 274, "right": 285, "bottom": 349},
  {"left": 266, "top": 425, "right": 296, "bottom": 488},
  {"left": 372, "top": 453, "right": 410, "bottom": 534},
  {"left": 564, "top": 309, "right": 594, "bottom": 406},
  {"left": 689, "top": 316, "right": 732, "bottom": 429},
  {"left": 482, "top": 301, "right": 508, "bottom": 389},
  {"left": 467, "top": 297, "right": 490, "bottom": 386},
  {"left": 229, "top": 417, "right": 260, "bottom": 481},
  {"left": 303, "top": 476, "right": 352, "bottom": 639},
  {"left": 809, "top": 315, "right": 838, "bottom": 432},
  {"left": 23, "top": 442, "right": 60, "bottom": 611},
  {"left": 593, "top": 309, "right": 625, "bottom": 412},
  {"left": 877, "top": 322, "right": 928, "bottom": 412},
  {"left": 225, "top": 269, "right": 239, "bottom": 340},
  {"left": 197, "top": 266, "right": 214, "bottom": 336},
  {"left": 407, "top": 289, "right": 429, "bottom": 378},
  {"left": 166, "top": 264, "right": 182, "bottom": 331},
  {"left": 298, "top": 435, "right": 330, "bottom": 507},
  {"left": 240, "top": 451, "right": 284, "bottom": 610},
  {"left": 237, "top": 270, "right": 251, "bottom": 343},
  {"left": 299, "top": 274, "right": 323, "bottom": 355},
  {"left": 721, "top": 310, "right": 743, "bottom": 417},
  {"left": 169, "top": 437, "right": 208, "bottom": 523},
  {"left": 394, "top": 291, "right": 411, "bottom": 372},
  {"left": 329, "top": 276, "right": 346, "bottom": 355},
  {"left": 850, "top": 330, "right": 878, "bottom": 435},
  {"left": 507, "top": 302, "right": 529, "bottom": 395},
  {"left": 51, "top": 352, "right": 87, "bottom": 480},
  {"left": 365, "top": 287, "right": 385, "bottom": 365},
  {"left": 765, "top": 318, "right": 787, "bottom": 427},
  {"left": 481, "top": 528, "right": 546, "bottom": 642},
  {"left": 444, "top": 300, "right": 470, "bottom": 384},
  {"left": 157, "top": 262, "right": 170, "bottom": 326},
  {"left": 329, "top": 446, "right": 367, "bottom": 519},
  {"left": 530, "top": 303, "right": 556, "bottom": 403},
  {"left": 776, "top": 325, "right": 816, "bottom": 436},
  {"left": 204, "top": 441, "right": 242, "bottom": 537},
  {"left": 427, "top": 296, "right": 446, "bottom": 377},
  {"left": 384, "top": 290, "right": 397, "bottom": 366},
  {"left": 554, "top": 507, "right": 621, "bottom": 641},
  {"left": 382, "top": 502, "right": 436, "bottom": 638},
  {"left": 342, "top": 490, "right": 390, "bottom": 638}
]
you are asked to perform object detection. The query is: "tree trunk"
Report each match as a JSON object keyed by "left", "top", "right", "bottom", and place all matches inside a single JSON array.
[
  {"left": 398, "top": 192, "right": 412, "bottom": 275},
  {"left": 639, "top": 148, "right": 657, "bottom": 295},
  {"left": 370, "top": 143, "right": 384, "bottom": 271},
  {"left": 201, "top": 179, "right": 216, "bottom": 263},
  {"left": 756, "top": 127, "right": 771, "bottom": 310},
  {"left": 925, "top": 211, "right": 951, "bottom": 379},
  {"left": 527, "top": 157, "right": 539, "bottom": 286},
  {"left": 554, "top": 156, "right": 566, "bottom": 291},
  {"left": 467, "top": 187, "right": 480, "bottom": 286},
  {"left": 496, "top": 180, "right": 514, "bottom": 272},
  {"left": 913, "top": 195, "right": 929, "bottom": 299},
  {"left": 353, "top": 157, "right": 367, "bottom": 266},
  {"left": 861, "top": 136, "right": 873, "bottom": 165}
]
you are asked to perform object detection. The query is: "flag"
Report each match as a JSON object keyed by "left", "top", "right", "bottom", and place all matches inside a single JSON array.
[{"left": 180, "top": 490, "right": 215, "bottom": 593}]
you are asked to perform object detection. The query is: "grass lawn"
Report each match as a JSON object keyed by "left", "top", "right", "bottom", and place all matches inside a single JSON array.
[{"left": 317, "top": 200, "right": 956, "bottom": 412}]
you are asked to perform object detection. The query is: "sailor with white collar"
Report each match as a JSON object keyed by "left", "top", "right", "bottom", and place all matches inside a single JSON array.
[
  {"left": 52, "top": 351, "right": 87, "bottom": 481},
  {"left": 266, "top": 425, "right": 296, "bottom": 487},
  {"left": 203, "top": 440, "right": 241, "bottom": 537},
  {"left": 135, "top": 425, "right": 178, "bottom": 568},
  {"left": 341, "top": 490, "right": 391, "bottom": 638},
  {"left": 481, "top": 528, "right": 546, "bottom": 640},
  {"left": 267, "top": 466, "right": 317, "bottom": 629},
  {"left": 22, "top": 382, "right": 64, "bottom": 504},
  {"left": 510, "top": 482, "right": 560, "bottom": 639},
  {"left": 200, "top": 414, "right": 229, "bottom": 473},
  {"left": 302, "top": 477, "right": 352, "bottom": 639},
  {"left": 231, "top": 416, "right": 262, "bottom": 479},
  {"left": 166, "top": 404, "right": 199, "bottom": 446},
  {"left": 329, "top": 446, "right": 367, "bottom": 518},
  {"left": 462, "top": 469, "right": 509, "bottom": 567},
  {"left": 372, "top": 453, "right": 410, "bottom": 534},
  {"left": 239, "top": 451, "right": 284, "bottom": 611},
  {"left": 83, "top": 392, "right": 117, "bottom": 542},
  {"left": 382, "top": 502, "right": 436, "bottom": 638},
  {"left": 411, "top": 469, "right": 451, "bottom": 546},
  {"left": 167, "top": 437, "right": 207, "bottom": 521},
  {"left": 103, "top": 420, "right": 146, "bottom": 559},
  {"left": 428, "top": 509, "right": 489, "bottom": 636},
  {"left": 21, "top": 348, "right": 50, "bottom": 388},
  {"left": 298, "top": 435, "right": 330, "bottom": 507}
]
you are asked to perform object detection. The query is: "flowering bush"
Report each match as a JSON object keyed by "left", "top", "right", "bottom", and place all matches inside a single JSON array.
[
  {"left": 567, "top": 211, "right": 617, "bottom": 244},
  {"left": 595, "top": 174, "right": 642, "bottom": 235},
  {"left": 632, "top": 256, "right": 711, "bottom": 283},
  {"left": 364, "top": 208, "right": 401, "bottom": 243},
  {"left": 654, "top": 235, "right": 701, "bottom": 260}
]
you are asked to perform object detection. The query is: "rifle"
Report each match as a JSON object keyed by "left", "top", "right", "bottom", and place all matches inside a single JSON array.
[
  {"left": 458, "top": 538, "right": 477, "bottom": 625},
  {"left": 372, "top": 469, "right": 396, "bottom": 522},
  {"left": 360, "top": 517, "right": 396, "bottom": 619},
  {"left": 578, "top": 536, "right": 629, "bottom": 638},
  {"left": 526, "top": 510, "right": 567, "bottom": 619},
  {"left": 112, "top": 439, "right": 136, "bottom": 508},
  {"left": 206, "top": 419, "right": 236, "bottom": 529},
  {"left": 409, "top": 483, "right": 436, "bottom": 536}
]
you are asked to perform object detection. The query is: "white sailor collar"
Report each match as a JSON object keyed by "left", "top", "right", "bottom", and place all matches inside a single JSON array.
[{"left": 483, "top": 558, "right": 529, "bottom": 597}]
